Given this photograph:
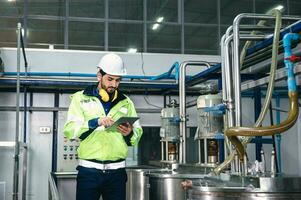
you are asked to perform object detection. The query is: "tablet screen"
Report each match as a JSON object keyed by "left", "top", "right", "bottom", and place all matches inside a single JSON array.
[{"left": 106, "top": 117, "right": 139, "bottom": 131}]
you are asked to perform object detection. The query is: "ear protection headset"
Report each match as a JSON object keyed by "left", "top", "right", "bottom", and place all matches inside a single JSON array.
[{"left": 99, "top": 88, "right": 118, "bottom": 102}]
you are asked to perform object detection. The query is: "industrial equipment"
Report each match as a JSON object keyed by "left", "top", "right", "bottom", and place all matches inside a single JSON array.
[
  {"left": 160, "top": 99, "right": 180, "bottom": 163},
  {"left": 147, "top": 11, "right": 301, "bottom": 200},
  {"left": 195, "top": 93, "right": 224, "bottom": 166}
]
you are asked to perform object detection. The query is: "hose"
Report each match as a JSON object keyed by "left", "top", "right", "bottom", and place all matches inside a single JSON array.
[
  {"left": 240, "top": 7, "right": 284, "bottom": 68},
  {"left": 213, "top": 9, "right": 282, "bottom": 174},
  {"left": 226, "top": 92, "right": 298, "bottom": 138}
]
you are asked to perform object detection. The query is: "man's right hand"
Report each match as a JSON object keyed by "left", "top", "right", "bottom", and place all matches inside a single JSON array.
[{"left": 98, "top": 117, "right": 115, "bottom": 128}]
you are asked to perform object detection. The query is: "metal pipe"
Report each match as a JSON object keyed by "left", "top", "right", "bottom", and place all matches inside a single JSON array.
[
  {"left": 198, "top": 140, "right": 201, "bottom": 163},
  {"left": 179, "top": 61, "right": 211, "bottom": 164},
  {"left": 224, "top": 35, "right": 235, "bottom": 128},
  {"left": 48, "top": 173, "right": 60, "bottom": 200},
  {"left": 22, "top": 147, "right": 28, "bottom": 200},
  {"left": 161, "top": 141, "right": 164, "bottom": 161},
  {"left": 232, "top": 13, "right": 300, "bottom": 126},
  {"left": 13, "top": 22, "right": 21, "bottom": 200},
  {"left": 204, "top": 139, "right": 207, "bottom": 164},
  {"left": 233, "top": 15, "right": 243, "bottom": 126},
  {"left": 214, "top": 12, "right": 285, "bottom": 174},
  {"left": 225, "top": 33, "right": 300, "bottom": 160},
  {"left": 165, "top": 141, "right": 168, "bottom": 161},
  {"left": 220, "top": 34, "right": 227, "bottom": 103}
]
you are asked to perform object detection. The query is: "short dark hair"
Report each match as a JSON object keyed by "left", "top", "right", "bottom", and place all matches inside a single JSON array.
[{"left": 98, "top": 69, "right": 106, "bottom": 76}]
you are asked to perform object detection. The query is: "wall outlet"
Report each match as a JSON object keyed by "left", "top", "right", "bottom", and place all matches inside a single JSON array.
[{"left": 39, "top": 126, "right": 51, "bottom": 134}]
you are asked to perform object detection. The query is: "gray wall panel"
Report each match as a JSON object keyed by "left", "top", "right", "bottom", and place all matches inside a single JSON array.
[{"left": 27, "top": 112, "right": 53, "bottom": 200}]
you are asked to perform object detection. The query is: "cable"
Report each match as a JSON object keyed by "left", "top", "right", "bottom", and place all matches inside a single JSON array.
[
  {"left": 140, "top": 52, "right": 146, "bottom": 75},
  {"left": 140, "top": 51, "right": 162, "bottom": 109},
  {"left": 143, "top": 96, "right": 162, "bottom": 109}
]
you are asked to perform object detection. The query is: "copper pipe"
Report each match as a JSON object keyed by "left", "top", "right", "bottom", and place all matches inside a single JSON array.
[{"left": 225, "top": 92, "right": 298, "bottom": 160}]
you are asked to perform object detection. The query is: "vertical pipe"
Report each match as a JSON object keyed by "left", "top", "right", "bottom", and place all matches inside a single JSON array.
[
  {"left": 198, "top": 140, "right": 201, "bottom": 163},
  {"left": 179, "top": 62, "right": 186, "bottom": 163},
  {"left": 220, "top": 35, "right": 226, "bottom": 102},
  {"left": 224, "top": 35, "right": 235, "bottom": 128},
  {"left": 233, "top": 17, "right": 242, "bottom": 126},
  {"left": 51, "top": 93, "right": 59, "bottom": 172},
  {"left": 179, "top": 61, "right": 211, "bottom": 164},
  {"left": 218, "top": 139, "right": 224, "bottom": 163},
  {"left": 204, "top": 139, "right": 207, "bottom": 164},
  {"left": 22, "top": 87, "right": 27, "bottom": 200},
  {"left": 165, "top": 141, "right": 168, "bottom": 161},
  {"left": 21, "top": 146, "right": 28, "bottom": 200},
  {"left": 13, "top": 22, "right": 22, "bottom": 200},
  {"left": 161, "top": 141, "right": 164, "bottom": 161}
]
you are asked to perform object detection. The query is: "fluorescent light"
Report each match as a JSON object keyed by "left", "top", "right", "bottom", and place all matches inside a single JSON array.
[
  {"left": 127, "top": 48, "right": 137, "bottom": 53},
  {"left": 0, "top": 141, "right": 15, "bottom": 147},
  {"left": 152, "top": 23, "right": 160, "bottom": 30},
  {"left": 274, "top": 5, "right": 284, "bottom": 11},
  {"left": 8, "top": 0, "right": 16, "bottom": 2},
  {"left": 156, "top": 17, "right": 164, "bottom": 23}
]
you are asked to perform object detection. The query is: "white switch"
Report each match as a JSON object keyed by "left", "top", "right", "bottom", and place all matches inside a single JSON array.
[{"left": 39, "top": 126, "right": 51, "bottom": 134}]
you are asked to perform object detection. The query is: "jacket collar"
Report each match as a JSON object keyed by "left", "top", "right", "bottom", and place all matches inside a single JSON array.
[{"left": 83, "top": 83, "right": 127, "bottom": 105}]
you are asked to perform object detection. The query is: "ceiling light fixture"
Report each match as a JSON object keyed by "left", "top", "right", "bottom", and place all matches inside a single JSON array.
[
  {"left": 152, "top": 23, "right": 160, "bottom": 30},
  {"left": 156, "top": 17, "right": 164, "bottom": 23},
  {"left": 127, "top": 48, "right": 137, "bottom": 53}
]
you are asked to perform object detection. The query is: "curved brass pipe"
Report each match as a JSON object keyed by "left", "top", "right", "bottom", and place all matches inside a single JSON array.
[{"left": 225, "top": 92, "right": 299, "bottom": 160}]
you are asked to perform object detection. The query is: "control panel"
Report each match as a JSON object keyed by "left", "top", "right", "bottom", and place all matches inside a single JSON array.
[{"left": 57, "top": 111, "right": 80, "bottom": 172}]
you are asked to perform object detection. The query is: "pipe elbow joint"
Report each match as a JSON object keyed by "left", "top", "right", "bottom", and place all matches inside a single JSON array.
[{"left": 283, "top": 33, "right": 300, "bottom": 48}]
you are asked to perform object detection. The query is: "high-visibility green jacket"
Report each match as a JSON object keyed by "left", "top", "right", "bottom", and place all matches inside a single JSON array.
[{"left": 63, "top": 85, "right": 143, "bottom": 161}]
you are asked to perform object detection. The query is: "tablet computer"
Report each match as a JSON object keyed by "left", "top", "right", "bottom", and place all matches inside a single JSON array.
[{"left": 106, "top": 116, "right": 139, "bottom": 131}]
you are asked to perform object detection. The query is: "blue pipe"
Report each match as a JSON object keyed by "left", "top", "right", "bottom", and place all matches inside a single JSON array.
[
  {"left": 3, "top": 72, "right": 159, "bottom": 80},
  {"left": 150, "top": 62, "right": 180, "bottom": 80},
  {"left": 246, "top": 20, "right": 301, "bottom": 56},
  {"left": 283, "top": 33, "right": 301, "bottom": 92},
  {"left": 3, "top": 62, "right": 185, "bottom": 81}
]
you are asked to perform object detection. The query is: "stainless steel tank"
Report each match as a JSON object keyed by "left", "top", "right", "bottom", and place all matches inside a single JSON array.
[
  {"left": 147, "top": 171, "right": 206, "bottom": 200},
  {"left": 187, "top": 175, "right": 301, "bottom": 200},
  {"left": 195, "top": 94, "right": 223, "bottom": 139},
  {"left": 126, "top": 166, "right": 170, "bottom": 200}
]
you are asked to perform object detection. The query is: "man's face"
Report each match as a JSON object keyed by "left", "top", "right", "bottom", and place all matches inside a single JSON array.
[{"left": 97, "top": 71, "right": 121, "bottom": 94}]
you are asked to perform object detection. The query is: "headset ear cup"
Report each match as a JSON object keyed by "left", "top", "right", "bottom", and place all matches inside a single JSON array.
[
  {"left": 99, "top": 89, "right": 117, "bottom": 102},
  {"left": 112, "top": 90, "right": 118, "bottom": 102},
  {"left": 99, "top": 89, "right": 110, "bottom": 102}
]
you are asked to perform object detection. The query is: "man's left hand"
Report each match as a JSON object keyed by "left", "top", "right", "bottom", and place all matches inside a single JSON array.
[{"left": 117, "top": 122, "right": 133, "bottom": 136}]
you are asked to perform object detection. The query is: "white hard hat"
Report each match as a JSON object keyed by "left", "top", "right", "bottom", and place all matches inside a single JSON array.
[{"left": 97, "top": 53, "right": 127, "bottom": 76}]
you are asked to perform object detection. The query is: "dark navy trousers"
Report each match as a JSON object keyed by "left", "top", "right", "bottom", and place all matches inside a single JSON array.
[{"left": 76, "top": 166, "right": 127, "bottom": 200}]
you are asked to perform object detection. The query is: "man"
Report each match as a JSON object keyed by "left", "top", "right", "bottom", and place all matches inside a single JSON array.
[{"left": 63, "top": 53, "right": 143, "bottom": 200}]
